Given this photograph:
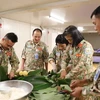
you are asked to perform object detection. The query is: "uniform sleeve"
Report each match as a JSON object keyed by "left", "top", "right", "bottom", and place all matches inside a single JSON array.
[
  {"left": 42, "top": 44, "right": 49, "bottom": 63},
  {"left": 82, "top": 85, "right": 92, "bottom": 96},
  {"left": 9, "top": 48, "right": 19, "bottom": 72},
  {"left": 21, "top": 43, "right": 27, "bottom": 59},
  {"left": 48, "top": 47, "right": 56, "bottom": 63},
  {"left": 60, "top": 50, "right": 70, "bottom": 69},
  {"left": 66, "top": 43, "right": 94, "bottom": 79},
  {"left": 0, "top": 49, "right": 3, "bottom": 64},
  {"left": 60, "top": 45, "right": 71, "bottom": 70}
]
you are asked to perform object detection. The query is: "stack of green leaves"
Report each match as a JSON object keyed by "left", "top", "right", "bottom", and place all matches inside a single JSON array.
[
  {"left": 0, "top": 66, "right": 72, "bottom": 100},
  {"left": 0, "top": 66, "right": 71, "bottom": 92},
  {"left": 0, "top": 66, "right": 8, "bottom": 81}
]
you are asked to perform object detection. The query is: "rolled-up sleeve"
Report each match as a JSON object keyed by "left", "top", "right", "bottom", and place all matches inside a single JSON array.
[
  {"left": 48, "top": 47, "right": 56, "bottom": 62},
  {"left": 21, "top": 43, "right": 27, "bottom": 59},
  {"left": 10, "top": 48, "right": 19, "bottom": 72}
]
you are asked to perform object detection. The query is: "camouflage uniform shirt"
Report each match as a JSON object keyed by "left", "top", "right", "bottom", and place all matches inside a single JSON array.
[
  {"left": 62, "top": 40, "right": 94, "bottom": 80},
  {"left": 49, "top": 45, "right": 70, "bottom": 72},
  {"left": 0, "top": 44, "right": 19, "bottom": 73},
  {"left": 21, "top": 40, "right": 49, "bottom": 70},
  {"left": 82, "top": 65, "right": 100, "bottom": 100}
]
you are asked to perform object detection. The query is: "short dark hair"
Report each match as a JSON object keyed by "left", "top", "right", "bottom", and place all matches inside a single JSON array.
[
  {"left": 63, "top": 25, "right": 84, "bottom": 47},
  {"left": 91, "top": 6, "right": 100, "bottom": 18},
  {"left": 4, "top": 32, "right": 18, "bottom": 43},
  {"left": 32, "top": 28, "right": 42, "bottom": 35},
  {"left": 55, "top": 34, "right": 69, "bottom": 45}
]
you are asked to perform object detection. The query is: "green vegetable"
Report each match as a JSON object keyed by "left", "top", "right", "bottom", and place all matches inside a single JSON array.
[
  {"left": 0, "top": 66, "right": 8, "bottom": 81},
  {"left": 57, "top": 78, "right": 71, "bottom": 86},
  {"left": 33, "top": 83, "right": 52, "bottom": 91},
  {"left": 28, "top": 69, "right": 42, "bottom": 76},
  {"left": 0, "top": 66, "right": 72, "bottom": 100},
  {"left": 63, "top": 85, "right": 72, "bottom": 92}
]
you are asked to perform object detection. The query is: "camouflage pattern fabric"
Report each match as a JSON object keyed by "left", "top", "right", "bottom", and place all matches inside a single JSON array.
[
  {"left": 81, "top": 66, "right": 100, "bottom": 100},
  {"left": 62, "top": 40, "right": 94, "bottom": 80},
  {"left": 0, "top": 44, "right": 19, "bottom": 73},
  {"left": 62, "top": 40, "right": 94, "bottom": 100},
  {"left": 63, "top": 40, "right": 94, "bottom": 100},
  {"left": 48, "top": 46, "right": 67, "bottom": 72},
  {"left": 21, "top": 40, "right": 49, "bottom": 70}
]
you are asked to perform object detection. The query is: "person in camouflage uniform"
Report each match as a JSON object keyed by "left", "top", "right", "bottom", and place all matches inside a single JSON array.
[
  {"left": 48, "top": 34, "right": 69, "bottom": 72},
  {"left": 60, "top": 25, "right": 94, "bottom": 80},
  {"left": 0, "top": 32, "right": 19, "bottom": 79},
  {"left": 60, "top": 25, "right": 94, "bottom": 100},
  {"left": 20, "top": 28, "right": 49, "bottom": 71},
  {"left": 70, "top": 6, "right": 100, "bottom": 100}
]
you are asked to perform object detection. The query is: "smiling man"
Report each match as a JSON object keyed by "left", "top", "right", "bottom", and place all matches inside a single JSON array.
[{"left": 20, "top": 28, "right": 49, "bottom": 72}]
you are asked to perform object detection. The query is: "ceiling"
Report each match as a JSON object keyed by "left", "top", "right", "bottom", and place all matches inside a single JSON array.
[{"left": 0, "top": 0, "right": 100, "bottom": 33}]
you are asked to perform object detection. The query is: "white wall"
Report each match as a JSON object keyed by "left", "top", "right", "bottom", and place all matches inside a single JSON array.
[
  {"left": 0, "top": 18, "right": 61, "bottom": 62},
  {"left": 0, "top": 18, "right": 31, "bottom": 61},
  {"left": 48, "top": 29, "right": 60, "bottom": 53},
  {"left": 83, "top": 33, "right": 100, "bottom": 49}
]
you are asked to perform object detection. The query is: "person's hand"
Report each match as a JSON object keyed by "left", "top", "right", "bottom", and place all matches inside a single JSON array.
[
  {"left": 71, "top": 87, "right": 82, "bottom": 98},
  {"left": 70, "top": 79, "right": 88, "bottom": 89},
  {"left": 70, "top": 80, "right": 81, "bottom": 89},
  {"left": 9, "top": 71, "right": 15, "bottom": 79},
  {"left": 60, "top": 69, "right": 67, "bottom": 79}
]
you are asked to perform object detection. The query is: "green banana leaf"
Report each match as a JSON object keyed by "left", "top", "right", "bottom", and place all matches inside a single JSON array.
[
  {"left": 33, "top": 83, "right": 52, "bottom": 91},
  {"left": 64, "top": 85, "right": 72, "bottom": 92},
  {"left": 29, "top": 87, "right": 71, "bottom": 100},
  {"left": 0, "top": 67, "right": 72, "bottom": 100},
  {"left": 15, "top": 71, "right": 53, "bottom": 91},
  {"left": 14, "top": 69, "right": 42, "bottom": 80},
  {"left": 57, "top": 78, "right": 71, "bottom": 86},
  {"left": 28, "top": 69, "right": 42, "bottom": 76},
  {"left": 0, "top": 66, "right": 8, "bottom": 81}
]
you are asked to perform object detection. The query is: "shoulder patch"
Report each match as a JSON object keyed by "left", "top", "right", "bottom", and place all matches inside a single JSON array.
[{"left": 84, "top": 48, "right": 92, "bottom": 55}]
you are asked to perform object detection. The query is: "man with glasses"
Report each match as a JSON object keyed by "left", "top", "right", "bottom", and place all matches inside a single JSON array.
[{"left": 0, "top": 32, "right": 19, "bottom": 79}]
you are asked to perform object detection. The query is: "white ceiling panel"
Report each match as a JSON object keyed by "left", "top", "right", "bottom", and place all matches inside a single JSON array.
[{"left": 0, "top": 0, "right": 100, "bottom": 33}]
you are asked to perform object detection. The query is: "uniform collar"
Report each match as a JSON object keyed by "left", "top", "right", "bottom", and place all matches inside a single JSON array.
[
  {"left": 32, "top": 40, "right": 41, "bottom": 46},
  {"left": 77, "top": 40, "right": 85, "bottom": 48}
]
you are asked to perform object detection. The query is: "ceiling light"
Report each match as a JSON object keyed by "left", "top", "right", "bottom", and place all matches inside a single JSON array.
[
  {"left": 49, "top": 13, "right": 65, "bottom": 24},
  {"left": 49, "top": 16, "right": 65, "bottom": 24},
  {"left": 77, "top": 26, "right": 84, "bottom": 32}
]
